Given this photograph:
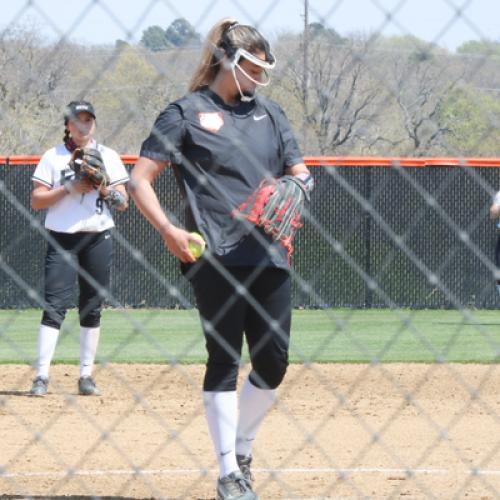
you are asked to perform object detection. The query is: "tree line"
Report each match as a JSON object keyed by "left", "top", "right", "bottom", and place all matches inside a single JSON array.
[{"left": 1, "top": 19, "right": 499, "bottom": 157}]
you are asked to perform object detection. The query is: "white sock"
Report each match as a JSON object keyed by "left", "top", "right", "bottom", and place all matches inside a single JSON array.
[
  {"left": 36, "top": 324, "right": 60, "bottom": 378},
  {"left": 79, "top": 326, "right": 100, "bottom": 378},
  {"left": 236, "top": 377, "right": 277, "bottom": 458},
  {"left": 203, "top": 390, "right": 239, "bottom": 479}
]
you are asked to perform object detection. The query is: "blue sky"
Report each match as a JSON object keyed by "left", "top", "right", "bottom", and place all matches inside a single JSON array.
[{"left": 2, "top": 0, "right": 499, "bottom": 51}]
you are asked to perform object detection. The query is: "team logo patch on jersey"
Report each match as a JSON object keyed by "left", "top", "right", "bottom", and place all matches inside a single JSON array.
[{"left": 199, "top": 112, "right": 224, "bottom": 133}]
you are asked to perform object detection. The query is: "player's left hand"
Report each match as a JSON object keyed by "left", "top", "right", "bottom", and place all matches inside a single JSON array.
[{"left": 233, "top": 175, "right": 310, "bottom": 260}]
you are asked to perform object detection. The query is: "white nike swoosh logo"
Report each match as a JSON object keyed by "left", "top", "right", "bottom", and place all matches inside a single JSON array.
[{"left": 253, "top": 114, "right": 267, "bottom": 121}]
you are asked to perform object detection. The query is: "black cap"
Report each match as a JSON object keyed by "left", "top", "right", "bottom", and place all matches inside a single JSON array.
[{"left": 64, "top": 100, "right": 96, "bottom": 123}]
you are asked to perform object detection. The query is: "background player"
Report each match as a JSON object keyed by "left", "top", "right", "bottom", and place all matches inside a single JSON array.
[
  {"left": 130, "top": 19, "right": 313, "bottom": 500},
  {"left": 490, "top": 191, "right": 500, "bottom": 298},
  {"left": 30, "top": 100, "right": 129, "bottom": 397}
]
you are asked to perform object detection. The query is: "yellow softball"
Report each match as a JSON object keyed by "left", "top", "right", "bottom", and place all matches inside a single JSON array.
[{"left": 188, "top": 232, "right": 206, "bottom": 259}]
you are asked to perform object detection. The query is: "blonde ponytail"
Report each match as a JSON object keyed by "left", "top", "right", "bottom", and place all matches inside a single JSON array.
[{"left": 188, "top": 18, "right": 238, "bottom": 92}]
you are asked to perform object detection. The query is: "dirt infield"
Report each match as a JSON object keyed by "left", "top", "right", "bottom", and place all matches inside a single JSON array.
[{"left": 1, "top": 363, "right": 500, "bottom": 499}]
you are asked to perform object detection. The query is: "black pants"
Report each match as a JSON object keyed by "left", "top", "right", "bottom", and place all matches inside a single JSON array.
[
  {"left": 496, "top": 236, "right": 500, "bottom": 283},
  {"left": 41, "top": 230, "right": 112, "bottom": 329},
  {"left": 188, "top": 262, "right": 291, "bottom": 391}
]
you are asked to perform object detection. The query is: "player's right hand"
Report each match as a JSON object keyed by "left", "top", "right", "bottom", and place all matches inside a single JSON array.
[
  {"left": 160, "top": 224, "right": 198, "bottom": 263},
  {"left": 66, "top": 177, "right": 94, "bottom": 194}
]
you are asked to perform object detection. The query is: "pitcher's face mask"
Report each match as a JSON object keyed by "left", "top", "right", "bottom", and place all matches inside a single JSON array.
[{"left": 227, "top": 47, "right": 276, "bottom": 102}]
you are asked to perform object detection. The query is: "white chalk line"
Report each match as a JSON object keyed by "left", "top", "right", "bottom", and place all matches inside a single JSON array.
[{"left": 0, "top": 467, "right": 456, "bottom": 479}]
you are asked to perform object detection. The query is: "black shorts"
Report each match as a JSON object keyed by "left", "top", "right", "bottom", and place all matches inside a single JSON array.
[{"left": 496, "top": 236, "right": 500, "bottom": 270}]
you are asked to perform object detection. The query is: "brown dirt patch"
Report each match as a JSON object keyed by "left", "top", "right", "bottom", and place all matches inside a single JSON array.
[{"left": 1, "top": 363, "right": 500, "bottom": 499}]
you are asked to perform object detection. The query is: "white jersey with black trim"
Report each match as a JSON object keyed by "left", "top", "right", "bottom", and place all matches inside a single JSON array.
[{"left": 32, "top": 141, "right": 129, "bottom": 233}]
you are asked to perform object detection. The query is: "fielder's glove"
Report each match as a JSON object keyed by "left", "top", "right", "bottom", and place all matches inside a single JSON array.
[
  {"left": 69, "top": 147, "right": 109, "bottom": 189},
  {"left": 233, "top": 175, "right": 311, "bottom": 261}
]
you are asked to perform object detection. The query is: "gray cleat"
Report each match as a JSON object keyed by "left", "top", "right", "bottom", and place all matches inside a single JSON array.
[
  {"left": 237, "top": 455, "right": 254, "bottom": 487},
  {"left": 30, "top": 376, "right": 49, "bottom": 396},
  {"left": 78, "top": 376, "right": 100, "bottom": 396},
  {"left": 217, "top": 470, "right": 257, "bottom": 500}
]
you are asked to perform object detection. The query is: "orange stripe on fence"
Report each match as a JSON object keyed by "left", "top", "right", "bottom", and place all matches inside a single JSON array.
[
  {"left": 304, "top": 157, "right": 426, "bottom": 167},
  {"left": 5, "top": 155, "right": 143, "bottom": 165},
  {"left": 7, "top": 155, "right": 44, "bottom": 165},
  {"left": 303, "top": 157, "right": 500, "bottom": 167},
  {"left": 120, "top": 155, "right": 140, "bottom": 164},
  {"left": 3, "top": 155, "right": 500, "bottom": 168}
]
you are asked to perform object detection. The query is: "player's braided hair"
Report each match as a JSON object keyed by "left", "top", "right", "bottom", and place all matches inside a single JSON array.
[{"left": 63, "top": 127, "right": 78, "bottom": 153}]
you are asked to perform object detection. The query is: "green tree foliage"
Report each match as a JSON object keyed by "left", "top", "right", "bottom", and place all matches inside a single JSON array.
[
  {"left": 374, "top": 35, "right": 443, "bottom": 64},
  {"left": 307, "top": 22, "right": 345, "bottom": 44},
  {"left": 0, "top": 26, "right": 81, "bottom": 153},
  {"left": 83, "top": 45, "right": 177, "bottom": 153},
  {"left": 165, "top": 18, "right": 201, "bottom": 47},
  {"left": 439, "top": 86, "right": 500, "bottom": 155},
  {"left": 375, "top": 34, "right": 436, "bottom": 51},
  {"left": 140, "top": 25, "right": 169, "bottom": 52},
  {"left": 457, "top": 39, "right": 500, "bottom": 56},
  {"left": 1, "top": 22, "right": 500, "bottom": 157},
  {"left": 115, "top": 39, "right": 130, "bottom": 50}
]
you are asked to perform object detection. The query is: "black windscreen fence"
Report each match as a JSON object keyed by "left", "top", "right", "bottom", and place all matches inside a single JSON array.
[{"left": 1, "top": 161, "right": 499, "bottom": 309}]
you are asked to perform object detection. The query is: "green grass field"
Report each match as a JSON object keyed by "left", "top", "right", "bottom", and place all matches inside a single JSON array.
[{"left": 1, "top": 308, "right": 500, "bottom": 364}]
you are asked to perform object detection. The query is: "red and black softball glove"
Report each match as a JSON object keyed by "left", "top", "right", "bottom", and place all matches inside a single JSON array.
[{"left": 233, "top": 175, "right": 310, "bottom": 260}]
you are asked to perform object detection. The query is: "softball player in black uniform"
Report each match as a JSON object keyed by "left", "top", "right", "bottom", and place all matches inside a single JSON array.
[
  {"left": 131, "top": 19, "right": 312, "bottom": 500},
  {"left": 490, "top": 191, "right": 500, "bottom": 298},
  {"left": 30, "top": 101, "right": 129, "bottom": 397}
]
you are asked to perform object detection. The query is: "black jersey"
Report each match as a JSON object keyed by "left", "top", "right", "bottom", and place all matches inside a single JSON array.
[{"left": 140, "top": 87, "right": 304, "bottom": 268}]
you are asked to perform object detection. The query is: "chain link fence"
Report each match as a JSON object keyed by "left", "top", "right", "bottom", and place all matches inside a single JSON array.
[{"left": 2, "top": 1, "right": 500, "bottom": 498}]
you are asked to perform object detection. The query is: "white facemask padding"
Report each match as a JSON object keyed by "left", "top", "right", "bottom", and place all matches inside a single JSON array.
[{"left": 227, "top": 48, "right": 277, "bottom": 102}]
